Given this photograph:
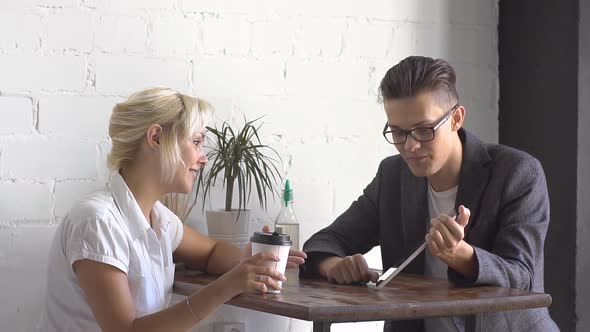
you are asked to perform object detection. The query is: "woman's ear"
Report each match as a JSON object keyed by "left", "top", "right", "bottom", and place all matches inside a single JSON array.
[
  {"left": 451, "top": 105, "right": 466, "bottom": 131},
  {"left": 146, "top": 124, "right": 162, "bottom": 151}
]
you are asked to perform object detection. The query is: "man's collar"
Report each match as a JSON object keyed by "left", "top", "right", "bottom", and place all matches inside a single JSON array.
[{"left": 458, "top": 128, "right": 493, "bottom": 167}]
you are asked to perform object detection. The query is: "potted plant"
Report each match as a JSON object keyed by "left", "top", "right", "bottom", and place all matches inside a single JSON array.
[{"left": 196, "top": 116, "right": 282, "bottom": 245}]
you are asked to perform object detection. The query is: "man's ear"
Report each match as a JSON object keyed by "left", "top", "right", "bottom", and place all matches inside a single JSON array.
[
  {"left": 146, "top": 124, "right": 162, "bottom": 150},
  {"left": 451, "top": 105, "right": 466, "bottom": 131}
]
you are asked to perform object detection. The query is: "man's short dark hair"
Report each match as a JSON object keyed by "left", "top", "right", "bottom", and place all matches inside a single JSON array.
[{"left": 379, "top": 56, "right": 459, "bottom": 107}]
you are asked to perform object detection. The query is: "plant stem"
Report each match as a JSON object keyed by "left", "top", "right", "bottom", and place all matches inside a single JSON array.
[{"left": 225, "top": 175, "right": 234, "bottom": 211}]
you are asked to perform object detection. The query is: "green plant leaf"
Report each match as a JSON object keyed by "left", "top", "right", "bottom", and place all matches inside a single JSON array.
[{"left": 196, "top": 116, "right": 282, "bottom": 216}]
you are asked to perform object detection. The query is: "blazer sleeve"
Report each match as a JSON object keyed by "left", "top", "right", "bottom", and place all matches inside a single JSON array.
[
  {"left": 300, "top": 161, "right": 383, "bottom": 276},
  {"left": 449, "top": 156, "right": 550, "bottom": 290}
]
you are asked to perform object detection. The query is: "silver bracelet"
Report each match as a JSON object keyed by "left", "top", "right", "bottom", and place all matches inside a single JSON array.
[{"left": 185, "top": 297, "right": 198, "bottom": 321}]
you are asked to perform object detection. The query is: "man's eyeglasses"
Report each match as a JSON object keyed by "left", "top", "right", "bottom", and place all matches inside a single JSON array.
[{"left": 382, "top": 104, "right": 459, "bottom": 145}]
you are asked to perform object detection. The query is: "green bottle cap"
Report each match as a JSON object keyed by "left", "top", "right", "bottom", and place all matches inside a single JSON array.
[{"left": 283, "top": 179, "right": 292, "bottom": 206}]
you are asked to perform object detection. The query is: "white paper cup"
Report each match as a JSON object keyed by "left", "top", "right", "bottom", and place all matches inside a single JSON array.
[{"left": 250, "top": 231, "right": 292, "bottom": 293}]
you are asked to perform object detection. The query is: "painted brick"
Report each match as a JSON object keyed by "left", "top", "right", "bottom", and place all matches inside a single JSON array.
[
  {"left": 0, "top": 12, "right": 40, "bottom": 51},
  {"left": 54, "top": 181, "right": 100, "bottom": 217},
  {"left": 180, "top": 0, "right": 253, "bottom": 14},
  {"left": 46, "top": 10, "right": 93, "bottom": 52},
  {"left": 0, "top": 225, "right": 57, "bottom": 332},
  {"left": 97, "top": 0, "right": 175, "bottom": 10},
  {"left": 389, "top": 23, "right": 418, "bottom": 60},
  {"left": 323, "top": 100, "right": 384, "bottom": 138},
  {"left": 0, "top": 55, "right": 85, "bottom": 92},
  {"left": 96, "top": 139, "right": 112, "bottom": 184},
  {"left": 288, "top": 179, "right": 333, "bottom": 247},
  {"left": 234, "top": 96, "right": 324, "bottom": 139},
  {"left": 0, "top": 183, "right": 51, "bottom": 220},
  {"left": 39, "top": 96, "right": 117, "bottom": 138},
  {"left": 201, "top": 15, "right": 251, "bottom": 56},
  {"left": 0, "top": 97, "right": 33, "bottom": 135},
  {"left": 285, "top": 61, "right": 369, "bottom": 98},
  {"left": 2, "top": 139, "right": 97, "bottom": 179},
  {"left": 95, "top": 15, "right": 146, "bottom": 53},
  {"left": 279, "top": 0, "right": 356, "bottom": 18},
  {"left": 449, "top": 27, "right": 496, "bottom": 65},
  {"left": 251, "top": 20, "right": 295, "bottom": 57},
  {"left": 36, "top": 0, "right": 76, "bottom": 7},
  {"left": 0, "top": 0, "right": 33, "bottom": 9},
  {"left": 448, "top": 0, "right": 497, "bottom": 26},
  {"left": 280, "top": 0, "right": 420, "bottom": 20},
  {"left": 345, "top": 21, "right": 394, "bottom": 58},
  {"left": 194, "top": 58, "right": 285, "bottom": 97},
  {"left": 294, "top": 17, "right": 345, "bottom": 58},
  {"left": 150, "top": 15, "right": 198, "bottom": 55},
  {"left": 95, "top": 55, "right": 191, "bottom": 95},
  {"left": 415, "top": 23, "right": 448, "bottom": 59},
  {"left": 351, "top": 0, "right": 418, "bottom": 21}
]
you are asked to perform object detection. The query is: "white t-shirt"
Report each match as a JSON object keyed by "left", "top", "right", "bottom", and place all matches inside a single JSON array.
[
  {"left": 38, "top": 172, "right": 184, "bottom": 332},
  {"left": 424, "top": 183, "right": 464, "bottom": 332}
]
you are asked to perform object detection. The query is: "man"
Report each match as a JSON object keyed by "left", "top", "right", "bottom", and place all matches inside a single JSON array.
[{"left": 301, "top": 56, "right": 558, "bottom": 331}]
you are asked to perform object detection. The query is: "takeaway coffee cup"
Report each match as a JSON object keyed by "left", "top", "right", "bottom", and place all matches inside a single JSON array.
[{"left": 250, "top": 231, "right": 292, "bottom": 293}]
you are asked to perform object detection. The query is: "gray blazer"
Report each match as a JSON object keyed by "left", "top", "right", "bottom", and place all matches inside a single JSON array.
[{"left": 302, "top": 129, "right": 559, "bottom": 332}]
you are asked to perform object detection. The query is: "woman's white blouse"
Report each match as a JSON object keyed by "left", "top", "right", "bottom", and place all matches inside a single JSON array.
[{"left": 38, "top": 173, "right": 184, "bottom": 332}]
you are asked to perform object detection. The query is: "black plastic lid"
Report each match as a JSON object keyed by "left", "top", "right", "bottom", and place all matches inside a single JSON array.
[{"left": 250, "top": 231, "right": 292, "bottom": 246}]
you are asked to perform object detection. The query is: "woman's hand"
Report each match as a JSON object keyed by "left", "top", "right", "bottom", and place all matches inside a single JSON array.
[
  {"left": 217, "top": 251, "right": 287, "bottom": 294},
  {"left": 243, "top": 226, "right": 307, "bottom": 268}
]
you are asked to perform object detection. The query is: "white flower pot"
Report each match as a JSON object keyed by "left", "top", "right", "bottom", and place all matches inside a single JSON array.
[{"left": 206, "top": 210, "right": 251, "bottom": 248}]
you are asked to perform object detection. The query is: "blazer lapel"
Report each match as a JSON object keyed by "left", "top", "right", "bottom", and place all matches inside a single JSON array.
[
  {"left": 455, "top": 130, "right": 494, "bottom": 239},
  {"left": 400, "top": 164, "right": 428, "bottom": 273}
]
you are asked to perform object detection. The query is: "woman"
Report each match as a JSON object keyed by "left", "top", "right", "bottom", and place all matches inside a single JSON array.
[{"left": 39, "top": 87, "right": 306, "bottom": 331}]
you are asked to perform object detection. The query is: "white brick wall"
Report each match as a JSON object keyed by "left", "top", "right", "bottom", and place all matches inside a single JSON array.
[
  {"left": 95, "top": 15, "right": 146, "bottom": 53},
  {"left": 194, "top": 57, "right": 285, "bottom": 96},
  {"left": 95, "top": 55, "right": 191, "bottom": 94},
  {"left": 38, "top": 96, "right": 116, "bottom": 138},
  {"left": 0, "top": 55, "right": 86, "bottom": 92},
  {"left": 0, "top": 12, "right": 41, "bottom": 52},
  {"left": 0, "top": 97, "right": 34, "bottom": 135},
  {"left": 0, "top": 182, "right": 52, "bottom": 221},
  {"left": 46, "top": 10, "right": 93, "bottom": 52},
  {"left": 0, "top": 1, "right": 498, "bottom": 331},
  {"left": 201, "top": 15, "right": 252, "bottom": 56},
  {"left": 2, "top": 139, "right": 97, "bottom": 179},
  {"left": 295, "top": 17, "right": 345, "bottom": 58},
  {"left": 150, "top": 15, "right": 199, "bottom": 56}
]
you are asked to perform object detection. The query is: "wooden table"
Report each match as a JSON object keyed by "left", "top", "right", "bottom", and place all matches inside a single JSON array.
[{"left": 174, "top": 268, "right": 552, "bottom": 332}]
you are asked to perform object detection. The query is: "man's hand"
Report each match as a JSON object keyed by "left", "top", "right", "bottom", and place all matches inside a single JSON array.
[
  {"left": 426, "top": 205, "right": 470, "bottom": 257},
  {"left": 318, "top": 254, "right": 379, "bottom": 284},
  {"left": 426, "top": 205, "right": 477, "bottom": 278}
]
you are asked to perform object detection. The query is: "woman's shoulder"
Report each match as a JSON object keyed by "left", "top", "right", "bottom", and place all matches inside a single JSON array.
[{"left": 63, "top": 189, "right": 124, "bottom": 232}]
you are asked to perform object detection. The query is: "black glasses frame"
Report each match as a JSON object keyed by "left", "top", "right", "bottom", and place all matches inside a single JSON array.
[{"left": 382, "top": 104, "right": 460, "bottom": 145}]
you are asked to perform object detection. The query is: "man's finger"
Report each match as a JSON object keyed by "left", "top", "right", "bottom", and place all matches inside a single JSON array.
[
  {"left": 431, "top": 219, "right": 456, "bottom": 248},
  {"left": 351, "top": 254, "right": 370, "bottom": 283},
  {"left": 426, "top": 234, "right": 440, "bottom": 255},
  {"left": 457, "top": 205, "right": 471, "bottom": 227},
  {"left": 339, "top": 264, "right": 354, "bottom": 284},
  {"left": 344, "top": 258, "right": 361, "bottom": 282},
  {"left": 439, "top": 216, "right": 463, "bottom": 240}
]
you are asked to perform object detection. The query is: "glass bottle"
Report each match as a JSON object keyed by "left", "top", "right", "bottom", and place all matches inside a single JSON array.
[{"left": 274, "top": 179, "right": 300, "bottom": 250}]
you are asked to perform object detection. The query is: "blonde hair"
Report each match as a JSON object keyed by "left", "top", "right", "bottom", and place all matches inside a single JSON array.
[{"left": 107, "top": 87, "right": 213, "bottom": 183}]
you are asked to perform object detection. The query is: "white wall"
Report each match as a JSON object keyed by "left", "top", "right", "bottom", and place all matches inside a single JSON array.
[{"left": 0, "top": 1, "right": 498, "bottom": 331}]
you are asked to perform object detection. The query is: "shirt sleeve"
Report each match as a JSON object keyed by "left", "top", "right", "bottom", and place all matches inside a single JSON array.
[
  {"left": 169, "top": 215, "right": 184, "bottom": 252},
  {"left": 66, "top": 215, "right": 130, "bottom": 274}
]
